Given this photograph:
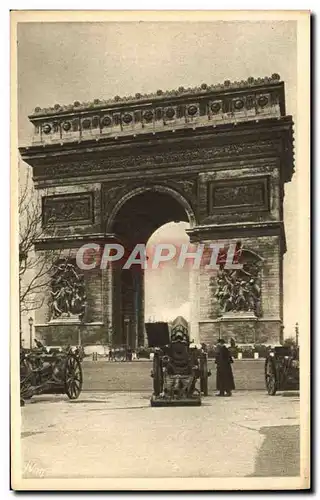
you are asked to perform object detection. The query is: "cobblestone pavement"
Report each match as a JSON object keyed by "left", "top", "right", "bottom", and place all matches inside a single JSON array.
[{"left": 21, "top": 391, "right": 300, "bottom": 479}]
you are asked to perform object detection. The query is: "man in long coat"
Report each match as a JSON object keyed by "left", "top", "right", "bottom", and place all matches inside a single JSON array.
[{"left": 215, "top": 338, "right": 235, "bottom": 396}]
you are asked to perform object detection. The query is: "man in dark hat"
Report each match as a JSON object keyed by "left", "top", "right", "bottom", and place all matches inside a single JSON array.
[{"left": 215, "top": 338, "right": 235, "bottom": 396}]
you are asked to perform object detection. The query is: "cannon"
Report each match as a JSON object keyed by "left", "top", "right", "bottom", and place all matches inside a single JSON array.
[
  {"left": 265, "top": 345, "right": 299, "bottom": 395},
  {"left": 145, "top": 321, "right": 211, "bottom": 407},
  {"left": 20, "top": 342, "right": 83, "bottom": 406}
]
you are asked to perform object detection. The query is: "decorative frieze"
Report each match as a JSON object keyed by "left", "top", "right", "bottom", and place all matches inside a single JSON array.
[{"left": 34, "top": 140, "right": 277, "bottom": 181}]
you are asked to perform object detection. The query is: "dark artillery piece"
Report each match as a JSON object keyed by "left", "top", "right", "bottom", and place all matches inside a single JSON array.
[
  {"left": 20, "top": 341, "right": 83, "bottom": 406},
  {"left": 146, "top": 321, "right": 211, "bottom": 407},
  {"left": 265, "top": 345, "right": 299, "bottom": 395}
]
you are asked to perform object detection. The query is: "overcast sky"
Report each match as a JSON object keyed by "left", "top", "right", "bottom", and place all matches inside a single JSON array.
[{"left": 17, "top": 21, "right": 298, "bottom": 335}]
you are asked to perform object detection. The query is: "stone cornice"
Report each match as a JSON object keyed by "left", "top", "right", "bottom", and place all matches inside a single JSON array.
[
  {"left": 20, "top": 117, "right": 294, "bottom": 188},
  {"left": 24, "top": 76, "right": 286, "bottom": 147},
  {"left": 187, "top": 220, "right": 286, "bottom": 244},
  {"left": 34, "top": 232, "right": 117, "bottom": 250},
  {"left": 30, "top": 74, "right": 282, "bottom": 117},
  {"left": 20, "top": 116, "right": 292, "bottom": 160},
  {"left": 199, "top": 318, "right": 282, "bottom": 323},
  {"left": 187, "top": 220, "right": 283, "bottom": 231}
]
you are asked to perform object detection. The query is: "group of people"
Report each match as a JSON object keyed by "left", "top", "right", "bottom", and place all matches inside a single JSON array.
[{"left": 214, "top": 262, "right": 262, "bottom": 316}]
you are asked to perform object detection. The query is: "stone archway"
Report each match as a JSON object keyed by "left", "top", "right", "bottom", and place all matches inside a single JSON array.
[
  {"left": 106, "top": 184, "right": 196, "bottom": 233},
  {"left": 107, "top": 186, "right": 196, "bottom": 347}
]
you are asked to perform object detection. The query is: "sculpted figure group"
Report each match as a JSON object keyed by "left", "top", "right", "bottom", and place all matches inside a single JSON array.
[
  {"left": 50, "top": 259, "right": 86, "bottom": 320},
  {"left": 215, "top": 252, "right": 262, "bottom": 316}
]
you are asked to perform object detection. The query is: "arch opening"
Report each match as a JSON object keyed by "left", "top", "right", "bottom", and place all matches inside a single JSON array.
[
  {"left": 145, "top": 221, "right": 190, "bottom": 325},
  {"left": 109, "top": 188, "right": 192, "bottom": 347}
]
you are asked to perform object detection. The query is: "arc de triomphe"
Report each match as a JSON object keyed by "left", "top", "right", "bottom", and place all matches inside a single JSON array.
[{"left": 20, "top": 74, "right": 294, "bottom": 347}]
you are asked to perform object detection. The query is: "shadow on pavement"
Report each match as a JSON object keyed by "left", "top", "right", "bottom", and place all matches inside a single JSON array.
[
  {"left": 280, "top": 391, "right": 300, "bottom": 398},
  {"left": 21, "top": 431, "right": 45, "bottom": 439},
  {"left": 249, "top": 425, "right": 300, "bottom": 477},
  {"left": 87, "top": 406, "right": 149, "bottom": 411},
  {"left": 26, "top": 397, "right": 68, "bottom": 404}
]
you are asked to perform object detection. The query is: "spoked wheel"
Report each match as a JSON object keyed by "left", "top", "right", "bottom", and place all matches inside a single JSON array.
[
  {"left": 200, "top": 354, "right": 209, "bottom": 396},
  {"left": 265, "top": 357, "right": 277, "bottom": 395},
  {"left": 152, "top": 353, "right": 163, "bottom": 396},
  {"left": 64, "top": 355, "right": 83, "bottom": 399}
]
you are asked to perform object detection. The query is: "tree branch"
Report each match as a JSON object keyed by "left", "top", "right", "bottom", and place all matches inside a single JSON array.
[{"left": 19, "top": 170, "right": 72, "bottom": 314}]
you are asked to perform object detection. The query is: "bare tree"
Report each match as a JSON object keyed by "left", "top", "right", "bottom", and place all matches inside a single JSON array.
[{"left": 19, "top": 169, "right": 61, "bottom": 315}]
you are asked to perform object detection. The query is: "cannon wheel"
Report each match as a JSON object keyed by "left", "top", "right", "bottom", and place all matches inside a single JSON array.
[
  {"left": 152, "top": 353, "right": 163, "bottom": 396},
  {"left": 265, "top": 357, "right": 277, "bottom": 395},
  {"left": 64, "top": 355, "right": 83, "bottom": 399},
  {"left": 200, "top": 354, "right": 209, "bottom": 396}
]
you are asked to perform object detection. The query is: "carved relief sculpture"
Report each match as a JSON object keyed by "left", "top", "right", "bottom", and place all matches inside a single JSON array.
[
  {"left": 50, "top": 259, "right": 87, "bottom": 320},
  {"left": 208, "top": 178, "right": 269, "bottom": 214},
  {"left": 214, "top": 249, "right": 262, "bottom": 316},
  {"left": 43, "top": 193, "right": 93, "bottom": 226}
]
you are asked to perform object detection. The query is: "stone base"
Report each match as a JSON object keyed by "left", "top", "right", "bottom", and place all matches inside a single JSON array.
[
  {"left": 220, "top": 311, "right": 257, "bottom": 320},
  {"left": 49, "top": 314, "right": 81, "bottom": 325},
  {"left": 35, "top": 323, "right": 107, "bottom": 346},
  {"left": 219, "top": 313, "right": 258, "bottom": 344},
  {"left": 199, "top": 318, "right": 281, "bottom": 346}
]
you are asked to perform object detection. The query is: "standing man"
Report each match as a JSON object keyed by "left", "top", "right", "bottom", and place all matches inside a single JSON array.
[{"left": 215, "top": 338, "right": 235, "bottom": 396}]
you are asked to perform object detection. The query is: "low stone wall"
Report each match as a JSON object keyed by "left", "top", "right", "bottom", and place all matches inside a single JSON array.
[{"left": 35, "top": 323, "right": 106, "bottom": 345}]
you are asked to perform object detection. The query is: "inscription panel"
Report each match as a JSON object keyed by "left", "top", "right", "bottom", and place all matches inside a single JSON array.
[
  {"left": 208, "top": 177, "right": 269, "bottom": 214},
  {"left": 42, "top": 192, "right": 94, "bottom": 226}
]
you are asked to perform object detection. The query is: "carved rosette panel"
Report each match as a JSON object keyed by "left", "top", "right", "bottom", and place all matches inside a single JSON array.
[
  {"left": 33, "top": 75, "right": 281, "bottom": 117},
  {"left": 31, "top": 75, "right": 283, "bottom": 147},
  {"left": 214, "top": 248, "right": 263, "bottom": 317}
]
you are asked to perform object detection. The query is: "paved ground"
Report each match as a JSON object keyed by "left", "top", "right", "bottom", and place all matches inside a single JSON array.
[
  {"left": 82, "top": 359, "right": 266, "bottom": 392},
  {"left": 21, "top": 390, "right": 300, "bottom": 479}
]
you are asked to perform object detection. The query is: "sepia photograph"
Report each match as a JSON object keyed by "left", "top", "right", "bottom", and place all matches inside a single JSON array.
[{"left": 11, "top": 10, "right": 310, "bottom": 491}]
